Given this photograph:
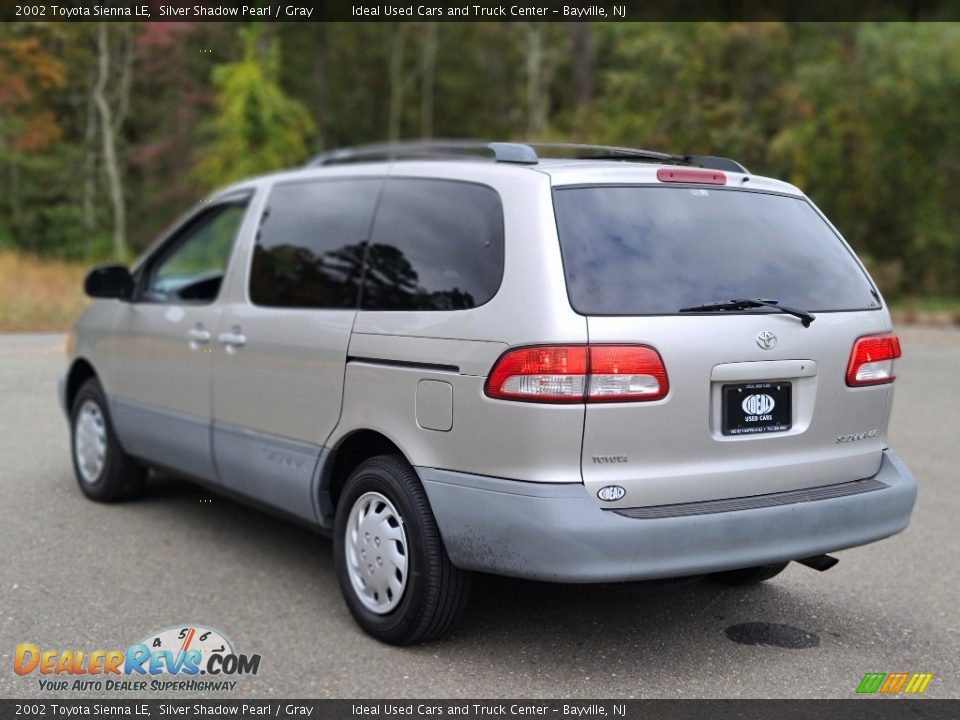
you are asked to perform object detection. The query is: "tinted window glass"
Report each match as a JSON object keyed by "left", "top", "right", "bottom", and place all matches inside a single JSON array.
[
  {"left": 554, "top": 186, "right": 879, "bottom": 315},
  {"left": 250, "top": 179, "right": 381, "bottom": 308},
  {"left": 361, "top": 179, "right": 504, "bottom": 311},
  {"left": 144, "top": 202, "right": 248, "bottom": 304}
]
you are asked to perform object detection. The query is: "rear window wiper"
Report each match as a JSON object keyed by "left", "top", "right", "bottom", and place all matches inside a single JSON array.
[{"left": 679, "top": 298, "right": 816, "bottom": 327}]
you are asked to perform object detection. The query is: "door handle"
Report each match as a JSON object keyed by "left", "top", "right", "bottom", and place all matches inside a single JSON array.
[
  {"left": 218, "top": 330, "right": 246, "bottom": 353},
  {"left": 186, "top": 326, "right": 211, "bottom": 350}
]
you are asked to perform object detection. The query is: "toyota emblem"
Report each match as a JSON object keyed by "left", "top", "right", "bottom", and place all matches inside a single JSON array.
[{"left": 756, "top": 331, "right": 777, "bottom": 350}]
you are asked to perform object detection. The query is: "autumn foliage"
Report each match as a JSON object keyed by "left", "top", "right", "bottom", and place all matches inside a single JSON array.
[{"left": 0, "top": 21, "right": 959, "bottom": 304}]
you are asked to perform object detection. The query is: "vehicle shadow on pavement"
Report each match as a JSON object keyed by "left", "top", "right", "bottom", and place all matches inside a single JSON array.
[
  {"left": 141, "top": 473, "right": 814, "bottom": 651},
  {"left": 125, "top": 471, "right": 942, "bottom": 701},
  {"left": 461, "top": 571, "right": 745, "bottom": 638}
]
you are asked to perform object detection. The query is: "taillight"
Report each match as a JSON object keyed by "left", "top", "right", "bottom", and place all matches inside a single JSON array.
[
  {"left": 485, "top": 345, "right": 669, "bottom": 403},
  {"left": 656, "top": 167, "right": 726, "bottom": 185},
  {"left": 485, "top": 346, "right": 587, "bottom": 403},
  {"left": 846, "top": 333, "right": 901, "bottom": 387},
  {"left": 587, "top": 345, "right": 669, "bottom": 402}
]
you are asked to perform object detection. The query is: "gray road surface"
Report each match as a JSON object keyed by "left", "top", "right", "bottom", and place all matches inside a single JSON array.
[{"left": 0, "top": 329, "right": 957, "bottom": 699}]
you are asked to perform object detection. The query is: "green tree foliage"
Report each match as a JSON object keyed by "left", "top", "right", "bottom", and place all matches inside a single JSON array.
[
  {"left": 0, "top": 23, "right": 68, "bottom": 254},
  {"left": 0, "top": 21, "right": 957, "bottom": 300},
  {"left": 769, "top": 23, "right": 960, "bottom": 296},
  {"left": 193, "top": 26, "right": 314, "bottom": 190}
]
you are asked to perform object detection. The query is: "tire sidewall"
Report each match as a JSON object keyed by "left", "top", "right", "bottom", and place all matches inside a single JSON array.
[
  {"left": 333, "top": 460, "right": 434, "bottom": 642},
  {"left": 70, "top": 380, "right": 117, "bottom": 498}
]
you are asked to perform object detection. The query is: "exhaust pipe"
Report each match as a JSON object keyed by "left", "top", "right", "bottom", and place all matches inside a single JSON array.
[{"left": 796, "top": 554, "right": 839, "bottom": 572}]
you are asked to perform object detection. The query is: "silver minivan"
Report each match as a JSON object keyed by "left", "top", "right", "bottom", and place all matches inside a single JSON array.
[{"left": 62, "top": 142, "right": 917, "bottom": 644}]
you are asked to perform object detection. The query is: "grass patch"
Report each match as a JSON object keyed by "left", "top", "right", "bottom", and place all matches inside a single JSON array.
[
  {"left": 0, "top": 251, "right": 90, "bottom": 331},
  {"left": 889, "top": 296, "right": 960, "bottom": 313},
  {"left": 888, "top": 296, "right": 960, "bottom": 328}
]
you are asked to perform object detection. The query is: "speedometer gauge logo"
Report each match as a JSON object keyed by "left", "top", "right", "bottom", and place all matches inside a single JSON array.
[
  {"left": 139, "top": 625, "right": 234, "bottom": 668},
  {"left": 127, "top": 623, "right": 260, "bottom": 677}
]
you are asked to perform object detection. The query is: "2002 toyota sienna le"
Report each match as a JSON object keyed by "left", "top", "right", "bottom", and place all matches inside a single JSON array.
[{"left": 61, "top": 141, "right": 917, "bottom": 644}]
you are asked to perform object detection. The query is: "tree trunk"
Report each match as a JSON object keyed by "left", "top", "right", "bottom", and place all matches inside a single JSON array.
[
  {"left": 10, "top": 162, "right": 24, "bottom": 250},
  {"left": 568, "top": 23, "right": 592, "bottom": 108},
  {"left": 83, "top": 69, "right": 97, "bottom": 252},
  {"left": 94, "top": 22, "right": 127, "bottom": 261},
  {"left": 420, "top": 22, "right": 437, "bottom": 139},
  {"left": 113, "top": 22, "right": 134, "bottom": 133},
  {"left": 525, "top": 25, "right": 546, "bottom": 137},
  {"left": 312, "top": 23, "right": 329, "bottom": 148},
  {"left": 388, "top": 24, "right": 409, "bottom": 143}
]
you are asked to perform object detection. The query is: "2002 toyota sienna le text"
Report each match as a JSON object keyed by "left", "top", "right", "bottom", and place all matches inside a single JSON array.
[{"left": 61, "top": 141, "right": 918, "bottom": 645}]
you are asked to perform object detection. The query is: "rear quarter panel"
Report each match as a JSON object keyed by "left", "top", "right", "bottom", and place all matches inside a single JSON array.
[{"left": 330, "top": 163, "right": 589, "bottom": 482}]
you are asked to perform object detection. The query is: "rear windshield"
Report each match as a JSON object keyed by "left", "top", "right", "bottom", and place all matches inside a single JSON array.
[{"left": 553, "top": 186, "right": 879, "bottom": 316}]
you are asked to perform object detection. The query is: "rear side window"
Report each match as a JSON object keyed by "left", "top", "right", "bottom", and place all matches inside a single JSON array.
[
  {"left": 553, "top": 186, "right": 879, "bottom": 316},
  {"left": 361, "top": 178, "right": 504, "bottom": 311},
  {"left": 250, "top": 178, "right": 381, "bottom": 308}
]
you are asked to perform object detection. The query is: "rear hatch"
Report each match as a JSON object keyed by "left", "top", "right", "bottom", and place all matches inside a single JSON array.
[{"left": 552, "top": 177, "right": 896, "bottom": 509}]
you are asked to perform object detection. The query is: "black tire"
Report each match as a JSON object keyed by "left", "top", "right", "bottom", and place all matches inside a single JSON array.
[
  {"left": 70, "top": 377, "right": 146, "bottom": 502},
  {"left": 709, "top": 562, "right": 789, "bottom": 586},
  {"left": 333, "top": 454, "right": 471, "bottom": 645}
]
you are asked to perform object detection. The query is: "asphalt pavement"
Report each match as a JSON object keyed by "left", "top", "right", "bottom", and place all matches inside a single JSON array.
[{"left": 0, "top": 328, "right": 957, "bottom": 699}]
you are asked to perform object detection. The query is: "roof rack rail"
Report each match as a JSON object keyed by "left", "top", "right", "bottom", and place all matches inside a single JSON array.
[
  {"left": 527, "top": 142, "right": 685, "bottom": 164},
  {"left": 307, "top": 140, "right": 538, "bottom": 167},
  {"left": 306, "top": 140, "right": 749, "bottom": 174},
  {"left": 526, "top": 144, "right": 749, "bottom": 174},
  {"left": 686, "top": 155, "right": 750, "bottom": 174}
]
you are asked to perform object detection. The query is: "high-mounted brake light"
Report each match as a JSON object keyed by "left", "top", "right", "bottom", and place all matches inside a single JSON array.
[
  {"left": 485, "top": 345, "right": 669, "bottom": 403},
  {"left": 846, "top": 333, "right": 901, "bottom": 387},
  {"left": 656, "top": 168, "right": 726, "bottom": 185}
]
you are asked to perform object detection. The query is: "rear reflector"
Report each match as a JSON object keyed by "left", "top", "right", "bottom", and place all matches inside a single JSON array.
[
  {"left": 656, "top": 167, "right": 726, "bottom": 185},
  {"left": 846, "top": 333, "right": 901, "bottom": 387},
  {"left": 485, "top": 345, "right": 668, "bottom": 403}
]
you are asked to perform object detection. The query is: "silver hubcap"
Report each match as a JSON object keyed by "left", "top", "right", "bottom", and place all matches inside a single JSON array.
[
  {"left": 345, "top": 491, "right": 409, "bottom": 614},
  {"left": 74, "top": 400, "right": 107, "bottom": 484}
]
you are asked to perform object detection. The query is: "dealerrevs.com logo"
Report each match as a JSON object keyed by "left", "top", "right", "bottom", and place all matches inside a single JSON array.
[{"left": 14, "top": 625, "right": 261, "bottom": 693}]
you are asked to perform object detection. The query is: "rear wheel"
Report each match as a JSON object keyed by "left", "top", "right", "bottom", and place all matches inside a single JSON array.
[
  {"left": 70, "top": 378, "right": 146, "bottom": 502},
  {"left": 709, "top": 562, "right": 789, "bottom": 585},
  {"left": 333, "top": 454, "right": 471, "bottom": 645}
]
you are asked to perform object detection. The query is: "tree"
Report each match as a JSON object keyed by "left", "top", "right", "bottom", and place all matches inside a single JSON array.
[
  {"left": 387, "top": 24, "right": 409, "bottom": 143},
  {"left": 0, "top": 27, "right": 66, "bottom": 251},
  {"left": 568, "top": 23, "right": 592, "bottom": 109},
  {"left": 2, "top": 20, "right": 958, "bottom": 300},
  {"left": 194, "top": 25, "right": 314, "bottom": 190},
  {"left": 93, "top": 22, "right": 134, "bottom": 260},
  {"left": 420, "top": 22, "right": 437, "bottom": 138}
]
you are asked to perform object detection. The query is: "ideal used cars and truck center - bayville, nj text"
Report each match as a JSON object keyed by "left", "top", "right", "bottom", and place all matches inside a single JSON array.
[{"left": 350, "top": 5, "right": 623, "bottom": 17}]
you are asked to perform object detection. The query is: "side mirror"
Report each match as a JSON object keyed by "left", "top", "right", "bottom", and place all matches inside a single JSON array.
[{"left": 84, "top": 265, "right": 134, "bottom": 300}]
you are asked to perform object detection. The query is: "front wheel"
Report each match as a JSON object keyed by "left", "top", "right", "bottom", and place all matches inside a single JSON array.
[
  {"left": 70, "top": 378, "right": 146, "bottom": 502},
  {"left": 333, "top": 455, "right": 471, "bottom": 645}
]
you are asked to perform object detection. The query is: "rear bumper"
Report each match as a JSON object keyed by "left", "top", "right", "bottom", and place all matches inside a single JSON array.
[{"left": 418, "top": 449, "right": 917, "bottom": 583}]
